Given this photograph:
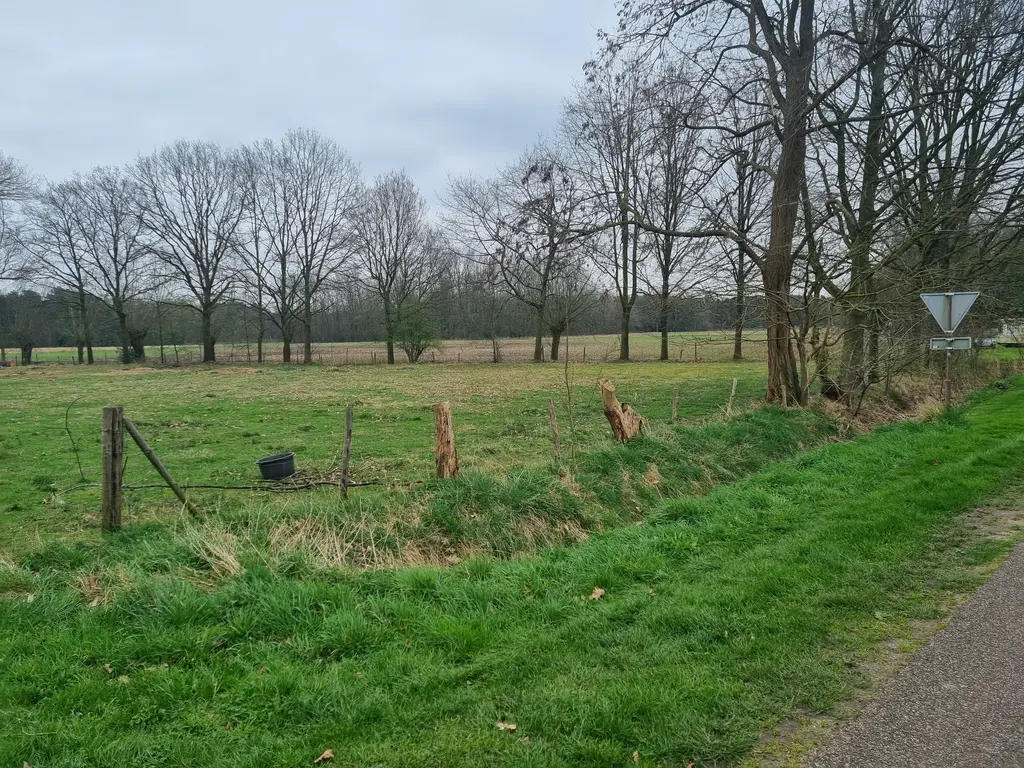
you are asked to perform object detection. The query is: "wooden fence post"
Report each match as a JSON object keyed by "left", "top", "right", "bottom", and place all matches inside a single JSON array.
[
  {"left": 434, "top": 402, "right": 460, "bottom": 478},
  {"left": 547, "top": 399, "right": 562, "bottom": 462},
  {"left": 340, "top": 406, "right": 354, "bottom": 498},
  {"left": 101, "top": 407, "right": 124, "bottom": 532},
  {"left": 726, "top": 378, "right": 739, "bottom": 418}
]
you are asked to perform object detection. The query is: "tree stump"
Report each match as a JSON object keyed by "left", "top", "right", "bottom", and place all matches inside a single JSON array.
[
  {"left": 598, "top": 380, "right": 645, "bottom": 443},
  {"left": 434, "top": 401, "right": 460, "bottom": 478}
]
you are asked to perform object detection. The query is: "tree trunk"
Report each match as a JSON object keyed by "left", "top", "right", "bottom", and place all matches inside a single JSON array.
[
  {"left": 733, "top": 261, "right": 746, "bottom": 361},
  {"left": 78, "top": 289, "right": 94, "bottom": 364},
  {"left": 383, "top": 299, "right": 396, "bottom": 365},
  {"left": 77, "top": 343, "right": 85, "bottom": 364},
  {"left": 620, "top": 307, "right": 632, "bottom": 362},
  {"left": 533, "top": 306, "right": 546, "bottom": 362},
  {"left": 116, "top": 307, "right": 132, "bottom": 364},
  {"left": 282, "top": 336, "right": 292, "bottom": 364},
  {"left": 550, "top": 328, "right": 562, "bottom": 361},
  {"left": 618, "top": 219, "right": 632, "bottom": 362},
  {"left": 302, "top": 294, "right": 313, "bottom": 365},
  {"left": 659, "top": 268, "right": 670, "bottom": 362},
  {"left": 21, "top": 343, "right": 33, "bottom": 365},
  {"left": 201, "top": 307, "right": 216, "bottom": 363}
]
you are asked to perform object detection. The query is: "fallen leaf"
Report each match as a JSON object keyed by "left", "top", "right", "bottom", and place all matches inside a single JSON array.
[
  {"left": 588, "top": 587, "right": 605, "bottom": 601},
  {"left": 104, "top": 664, "right": 113, "bottom": 674},
  {"left": 25, "top": 594, "right": 34, "bottom": 603},
  {"left": 797, "top": 441, "right": 806, "bottom": 450},
  {"left": 497, "top": 721, "right": 517, "bottom": 732},
  {"left": 633, "top": 751, "right": 640, "bottom": 763},
  {"left": 647, "top": 586, "right": 654, "bottom": 596},
  {"left": 116, "top": 675, "right": 130, "bottom": 686},
  {"left": 314, "top": 749, "right": 334, "bottom": 763},
  {"left": 522, "top": 736, "right": 530, "bottom": 743},
  {"left": 24, "top": 762, "right": 32, "bottom": 768}
]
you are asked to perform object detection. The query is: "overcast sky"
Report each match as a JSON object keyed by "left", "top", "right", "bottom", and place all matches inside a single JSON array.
[{"left": 1, "top": 0, "right": 618, "bottom": 203}]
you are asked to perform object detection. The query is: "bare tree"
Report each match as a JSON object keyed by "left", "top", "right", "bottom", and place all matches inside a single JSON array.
[
  {"left": 636, "top": 65, "right": 711, "bottom": 360},
  {"left": 564, "top": 59, "right": 649, "bottom": 361},
  {"left": 133, "top": 140, "right": 245, "bottom": 363},
  {"left": 237, "top": 141, "right": 299, "bottom": 362},
  {"left": 443, "top": 144, "right": 588, "bottom": 362},
  {"left": 353, "top": 170, "right": 430, "bottom": 364},
  {"left": 280, "top": 129, "right": 361, "bottom": 364},
  {"left": 77, "top": 167, "right": 150, "bottom": 364},
  {"left": 21, "top": 180, "right": 96, "bottom": 362},
  {"left": 0, "top": 152, "right": 35, "bottom": 283},
  {"left": 612, "top": 0, "right": 824, "bottom": 402}
]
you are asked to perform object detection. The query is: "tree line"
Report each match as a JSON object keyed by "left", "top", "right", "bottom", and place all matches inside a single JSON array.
[{"left": 3, "top": 0, "right": 1024, "bottom": 403}]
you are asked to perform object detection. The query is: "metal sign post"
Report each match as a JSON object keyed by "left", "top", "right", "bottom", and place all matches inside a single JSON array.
[{"left": 921, "top": 292, "right": 979, "bottom": 409}]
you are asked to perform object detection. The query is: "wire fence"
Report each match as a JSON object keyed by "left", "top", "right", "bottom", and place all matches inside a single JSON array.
[{"left": 11, "top": 333, "right": 773, "bottom": 368}]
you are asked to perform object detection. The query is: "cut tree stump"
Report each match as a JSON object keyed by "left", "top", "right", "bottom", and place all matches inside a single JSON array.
[
  {"left": 434, "top": 401, "right": 460, "bottom": 478},
  {"left": 598, "top": 380, "right": 645, "bottom": 443}
]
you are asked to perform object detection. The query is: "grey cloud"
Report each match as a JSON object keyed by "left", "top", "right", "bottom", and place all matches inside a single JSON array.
[{"left": 0, "top": 0, "right": 618, "bottom": 200}]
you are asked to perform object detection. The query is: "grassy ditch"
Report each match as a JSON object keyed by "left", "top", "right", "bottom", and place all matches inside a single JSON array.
[{"left": 1, "top": 380, "right": 1022, "bottom": 765}]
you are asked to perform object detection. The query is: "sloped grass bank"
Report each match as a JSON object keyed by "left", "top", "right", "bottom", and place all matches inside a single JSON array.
[{"left": 2, "top": 381, "right": 1023, "bottom": 766}]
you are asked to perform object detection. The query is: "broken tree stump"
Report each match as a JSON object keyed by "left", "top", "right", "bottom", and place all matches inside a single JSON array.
[
  {"left": 598, "top": 380, "right": 645, "bottom": 443},
  {"left": 434, "top": 401, "right": 460, "bottom": 478}
]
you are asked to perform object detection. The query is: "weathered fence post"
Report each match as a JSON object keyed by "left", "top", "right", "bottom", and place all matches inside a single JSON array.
[
  {"left": 547, "top": 399, "right": 562, "bottom": 462},
  {"left": 434, "top": 402, "right": 459, "bottom": 478},
  {"left": 726, "top": 378, "right": 739, "bottom": 418},
  {"left": 672, "top": 389, "right": 679, "bottom": 422},
  {"left": 102, "top": 407, "right": 124, "bottom": 532},
  {"left": 340, "top": 406, "right": 354, "bottom": 498}
]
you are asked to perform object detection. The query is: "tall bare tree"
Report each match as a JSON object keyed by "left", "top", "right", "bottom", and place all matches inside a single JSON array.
[
  {"left": 77, "top": 167, "right": 150, "bottom": 364},
  {"left": 133, "top": 140, "right": 245, "bottom": 363},
  {"left": 0, "top": 152, "right": 35, "bottom": 283},
  {"left": 637, "top": 65, "right": 711, "bottom": 360},
  {"left": 353, "top": 170, "right": 430, "bottom": 364},
  {"left": 443, "top": 145, "right": 587, "bottom": 362},
  {"left": 21, "top": 180, "right": 96, "bottom": 362},
  {"left": 564, "top": 59, "right": 649, "bottom": 361},
  {"left": 281, "top": 129, "right": 361, "bottom": 364}
]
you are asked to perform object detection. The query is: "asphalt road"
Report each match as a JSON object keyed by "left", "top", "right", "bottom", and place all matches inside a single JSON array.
[{"left": 809, "top": 542, "right": 1024, "bottom": 767}]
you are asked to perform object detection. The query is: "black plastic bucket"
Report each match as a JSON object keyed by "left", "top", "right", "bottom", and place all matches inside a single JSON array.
[{"left": 256, "top": 452, "right": 296, "bottom": 480}]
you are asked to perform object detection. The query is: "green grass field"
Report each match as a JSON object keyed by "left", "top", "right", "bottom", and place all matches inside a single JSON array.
[
  {"left": 0, "top": 359, "right": 771, "bottom": 554},
  {"left": 2, "top": 358, "right": 1022, "bottom": 766}
]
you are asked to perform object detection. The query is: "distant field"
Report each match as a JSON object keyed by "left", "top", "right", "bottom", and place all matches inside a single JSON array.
[{"left": 21, "top": 331, "right": 770, "bottom": 366}]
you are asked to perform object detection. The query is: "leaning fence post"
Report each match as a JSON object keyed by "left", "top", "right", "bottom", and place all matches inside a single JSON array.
[
  {"left": 340, "top": 406, "right": 354, "bottom": 498},
  {"left": 102, "top": 407, "right": 124, "bottom": 532},
  {"left": 434, "top": 402, "right": 460, "bottom": 478},
  {"left": 726, "top": 378, "right": 738, "bottom": 418}
]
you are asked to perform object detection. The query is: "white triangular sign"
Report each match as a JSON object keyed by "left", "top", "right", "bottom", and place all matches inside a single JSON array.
[{"left": 921, "top": 292, "right": 979, "bottom": 333}]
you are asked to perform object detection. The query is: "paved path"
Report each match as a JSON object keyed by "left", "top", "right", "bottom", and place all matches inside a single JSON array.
[{"left": 809, "top": 542, "right": 1024, "bottom": 767}]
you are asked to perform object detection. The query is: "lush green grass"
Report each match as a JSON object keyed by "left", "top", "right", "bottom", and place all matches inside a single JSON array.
[
  {"left": 2, "top": 380, "right": 1021, "bottom": 766},
  {"left": 0, "top": 361, "right": 766, "bottom": 553}
]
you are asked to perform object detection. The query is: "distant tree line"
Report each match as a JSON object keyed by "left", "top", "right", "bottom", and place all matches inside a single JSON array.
[{"left": 0, "top": 284, "right": 764, "bottom": 364}]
